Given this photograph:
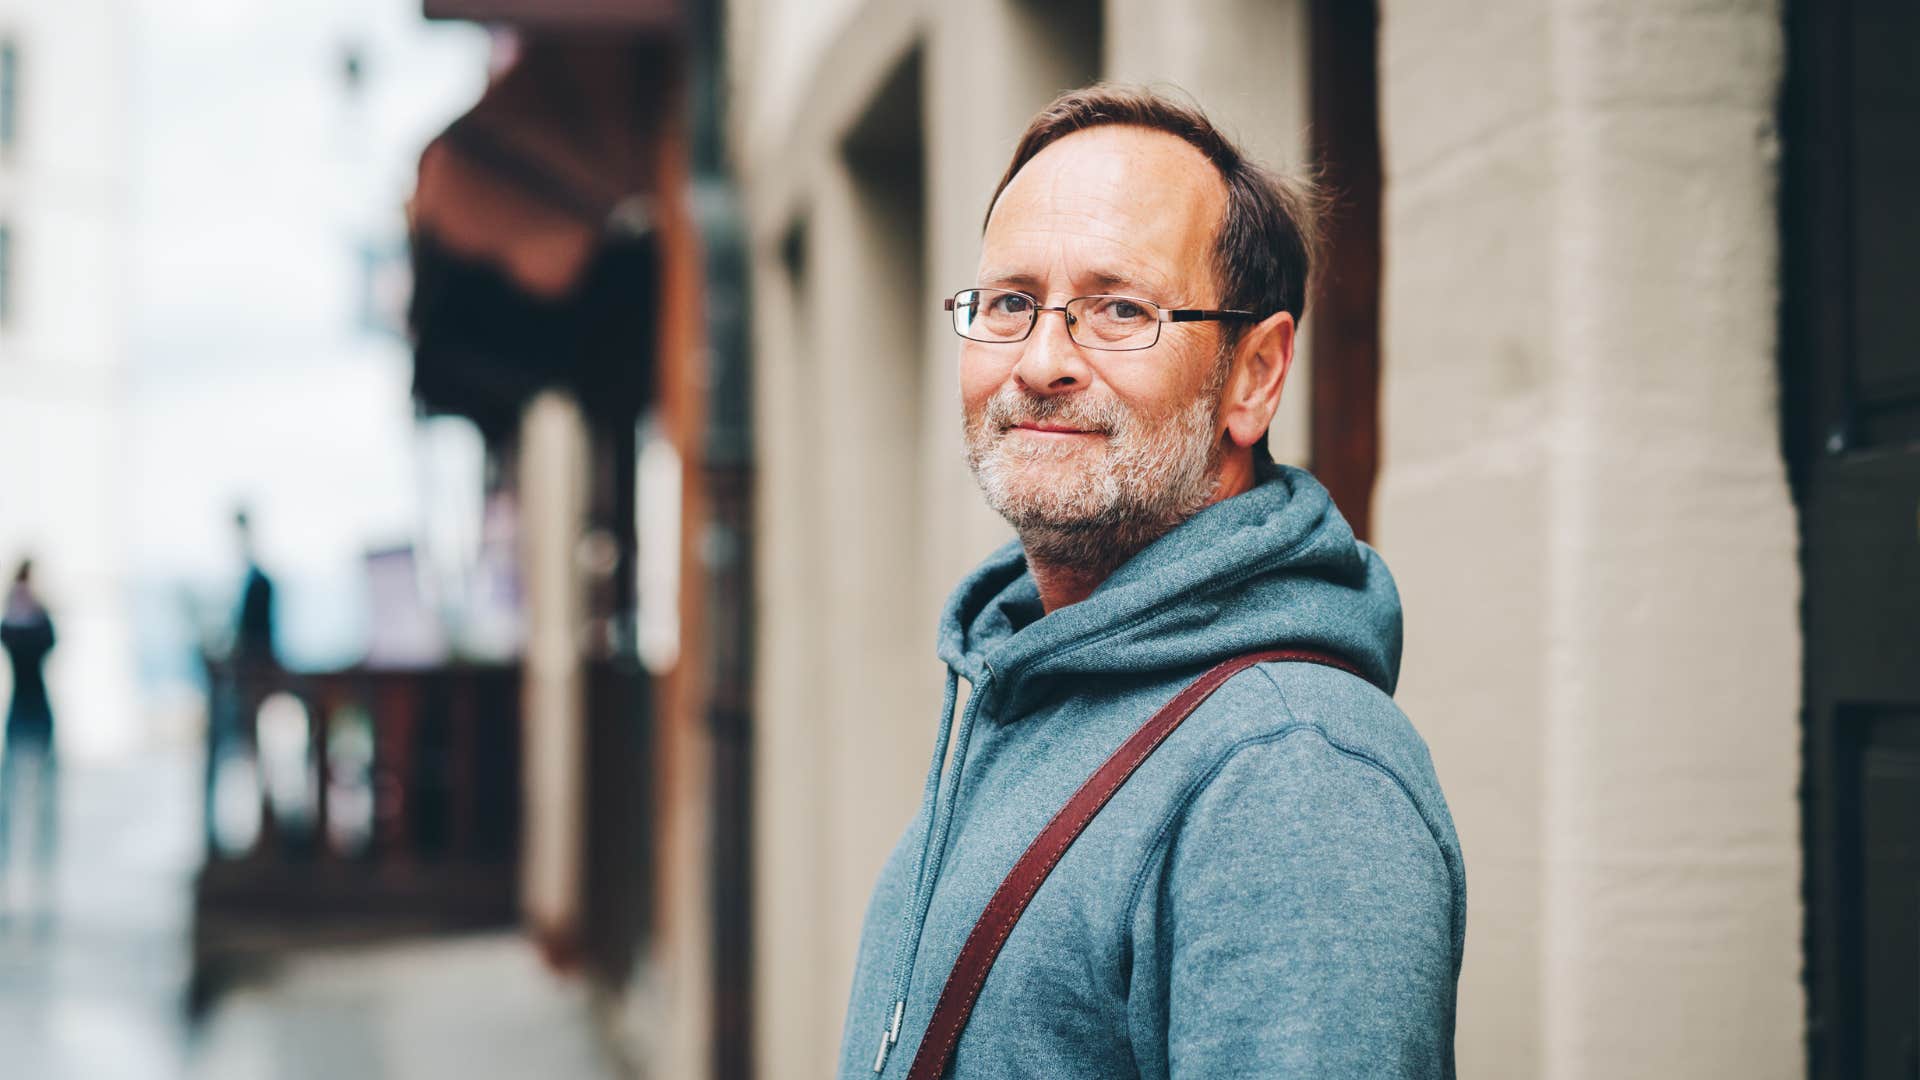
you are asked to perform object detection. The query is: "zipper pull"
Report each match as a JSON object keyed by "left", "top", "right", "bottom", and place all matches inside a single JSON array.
[{"left": 871, "top": 999, "right": 905, "bottom": 1073}]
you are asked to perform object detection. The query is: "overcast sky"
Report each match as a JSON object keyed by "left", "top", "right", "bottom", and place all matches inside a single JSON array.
[{"left": 125, "top": 0, "right": 491, "bottom": 665}]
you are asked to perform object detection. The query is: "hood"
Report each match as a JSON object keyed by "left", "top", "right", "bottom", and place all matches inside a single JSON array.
[
  {"left": 861, "top": 461, "right": 1403, "bottom": 1074},
  {"left": 936, "top": 462, "right": 1401, "bottom": 715}
]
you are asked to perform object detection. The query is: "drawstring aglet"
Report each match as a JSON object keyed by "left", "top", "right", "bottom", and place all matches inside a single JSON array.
[{"left": 871, "top": 1000, "right": 906, "bottom": 1073}]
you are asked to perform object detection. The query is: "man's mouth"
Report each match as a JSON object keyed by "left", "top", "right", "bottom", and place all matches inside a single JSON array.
[{"left": 1009, "top": 421, "right": 1104, "bottom": 436}]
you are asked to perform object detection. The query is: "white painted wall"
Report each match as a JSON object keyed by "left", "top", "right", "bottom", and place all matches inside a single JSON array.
[
  {"left": 0, "top": 0, "right": 137, "bottom": 758},
  {"left": 1374, "top": 1, "right": 1803, "bottom": 1076}
]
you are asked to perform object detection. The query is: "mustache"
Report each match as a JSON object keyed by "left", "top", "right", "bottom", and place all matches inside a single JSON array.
[{"left": 981, "top": 386, "right": 1126, "bottom": 435}]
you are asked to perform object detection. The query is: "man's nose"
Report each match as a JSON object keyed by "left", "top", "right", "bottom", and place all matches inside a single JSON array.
[{"left": 1013, "top": 308, "right": 1091, "bottom": 395}]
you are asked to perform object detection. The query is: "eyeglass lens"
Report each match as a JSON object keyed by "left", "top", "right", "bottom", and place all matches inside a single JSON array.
[{"left": 950, "top": 289, "right": 1160, "bottom": 350}]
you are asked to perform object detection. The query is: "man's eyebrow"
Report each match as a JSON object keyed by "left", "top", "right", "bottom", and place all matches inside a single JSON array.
[
  {"left": 978, "top": 270, "right": 1044, "bottom": 291},
  {"left": 1083, "top": 269, "right": 1168, "bottom": 296}
]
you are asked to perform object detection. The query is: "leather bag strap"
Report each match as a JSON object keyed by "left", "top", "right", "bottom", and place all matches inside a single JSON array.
[{"left": 903, "top": 647, "right": 1366, "bottom": 1080}]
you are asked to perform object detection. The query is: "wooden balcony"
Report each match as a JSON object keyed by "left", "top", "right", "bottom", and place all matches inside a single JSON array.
[{"left": 190, "top": 660, "right": 524, "bottom": 1010}]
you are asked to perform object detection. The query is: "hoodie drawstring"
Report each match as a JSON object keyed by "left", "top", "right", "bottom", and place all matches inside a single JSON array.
[{"left": 872, "top": 665, "right": 991, "bottom": 1073}]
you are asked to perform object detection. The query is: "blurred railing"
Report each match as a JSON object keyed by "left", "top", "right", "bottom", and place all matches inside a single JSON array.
[{"left": 190, "top": 658, "right": 524, "bottom": 1011}]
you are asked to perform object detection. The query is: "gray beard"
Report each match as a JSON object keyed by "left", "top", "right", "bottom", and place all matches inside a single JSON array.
[{"left": 963, "top": 367, "right": 1228, "bottom": 579}]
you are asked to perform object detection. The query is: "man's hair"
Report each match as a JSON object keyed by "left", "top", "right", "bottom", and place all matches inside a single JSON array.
[{"left": 986, "top": 85, "right": 1322, "bottom": 334}]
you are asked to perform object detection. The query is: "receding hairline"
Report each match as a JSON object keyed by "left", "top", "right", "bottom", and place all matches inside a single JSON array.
[{"left": 981, "top": 122, "right": 1231, "bottom": 238}]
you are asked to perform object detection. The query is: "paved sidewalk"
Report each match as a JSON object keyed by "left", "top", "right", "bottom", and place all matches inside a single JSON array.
[
  {"left": 191, "top": 933, "right": 628, "bottom": 1080},
  {"left": 0, "top": 749, "right": 200, "bottom": 1080},
  {"left": 0, "top": 746, "right": 630, "bottom": 1080}
]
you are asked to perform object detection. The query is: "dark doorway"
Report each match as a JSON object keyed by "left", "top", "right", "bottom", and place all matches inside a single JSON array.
[{"left": 1783, "top": 1, "right": 1920, "bottom": 1077}]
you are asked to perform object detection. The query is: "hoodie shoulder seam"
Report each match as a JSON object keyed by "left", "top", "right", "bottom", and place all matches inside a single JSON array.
[
  {"left": 1120, "top": 674, "right": 1443, "bottom": 948},
  {"left": 1254, "top": 662, "right": 1436, "bottom": 830}
]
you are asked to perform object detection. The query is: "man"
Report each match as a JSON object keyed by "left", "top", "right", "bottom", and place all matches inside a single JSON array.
[
  {"left": 836, "top": 86, "right": 1464, "bottom": 1079},
  {"left": 207, "top": 507, "right": 277, "bottom": 851},
  {"left": 232, "top": 508, "right": 277, "bottom": 666}
]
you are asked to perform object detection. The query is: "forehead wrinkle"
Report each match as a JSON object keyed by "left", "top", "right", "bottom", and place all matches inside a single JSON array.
[
  {"left": 982, "top": 200, "right": 1191, "bottom": 295},
  {"left": 980, "top": 220, "right": 1173, "bottom": 296},
  {"left": 980, "top": 237, "right": 1182, "bottom": 305}
]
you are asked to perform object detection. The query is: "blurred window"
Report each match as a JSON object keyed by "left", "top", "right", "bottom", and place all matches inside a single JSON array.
[{"left": 0, "top": 38, "right": 16, "bottom": 154}]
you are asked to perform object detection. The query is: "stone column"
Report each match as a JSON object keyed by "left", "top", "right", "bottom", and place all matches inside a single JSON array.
[
  {"left": 518, "top": 391, "right": 589, "bottom": 951},
  {"left": 1374, "top": 2, "right": 1802, "bottom": 1076}
]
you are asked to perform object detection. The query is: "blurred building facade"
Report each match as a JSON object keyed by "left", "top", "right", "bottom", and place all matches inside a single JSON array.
[
  {"left": 0, "top": 0, "right": 138, "bottom": 757},
  {"left": 401, "top": 7, "right": 738, "bottom": 1080},
  {"left": 180, "top": 0, "right": 695, "bottom": 1035},
  {"left": 404, "top": 0, "right": 705, "bottom": 991},
  {"left": 727, "top": 2, "right": 1917, "bottom": 1080}
]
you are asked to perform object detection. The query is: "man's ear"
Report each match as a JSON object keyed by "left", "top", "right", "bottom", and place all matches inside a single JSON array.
[{"left": 1220, "top": 310, "right": 1296, "bottom": 450}]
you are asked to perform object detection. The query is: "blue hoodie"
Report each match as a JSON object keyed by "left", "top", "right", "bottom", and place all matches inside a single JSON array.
[{"left": 837, "top": 463, "right": 1465, "bottom": 1079}]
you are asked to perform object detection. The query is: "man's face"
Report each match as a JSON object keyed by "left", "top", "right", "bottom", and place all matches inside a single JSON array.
[{"left": 961, "top": 126, "right": 1233, "bottom": 539}]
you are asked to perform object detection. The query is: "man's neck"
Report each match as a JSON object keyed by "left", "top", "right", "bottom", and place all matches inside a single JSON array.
[
  {"left": 1026, "top": 556, "right": 1117, "bottom": 615},
  {"left": 1025, "top": 452, "right": 1262, "bottom": 613}
]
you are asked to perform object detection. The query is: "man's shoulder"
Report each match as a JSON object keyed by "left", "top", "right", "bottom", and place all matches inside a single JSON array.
[{"left": 1180, "top": 658, "right": 1457, "bottom": 854}]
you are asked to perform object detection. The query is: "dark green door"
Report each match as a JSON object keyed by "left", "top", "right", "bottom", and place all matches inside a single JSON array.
[{"left": 1784, "top": 1, "right": 1920, "bottom": 1077}]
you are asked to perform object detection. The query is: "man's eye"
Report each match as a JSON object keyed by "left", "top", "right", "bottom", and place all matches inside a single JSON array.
[
  {"left": 1091, "top": 298, "right": 1148, "bottom": 322},
  {"left": 990, "top": 293, "right": 1033, "bottom": 315}
]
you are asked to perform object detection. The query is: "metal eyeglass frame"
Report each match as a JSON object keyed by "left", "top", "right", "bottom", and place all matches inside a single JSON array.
[{"left": 943, "top": 287, "right": 1258, "bottom": 352}]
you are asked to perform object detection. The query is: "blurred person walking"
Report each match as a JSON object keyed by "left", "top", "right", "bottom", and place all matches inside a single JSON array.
[
  {"left": 845, "top": 87, "right": 1463, "bottom": 1079},
  {"left": 204, "top": 508, "right": 279, "bottom": 852},
  {"left": 0, "top": 559, "right": 59, "bottom": 917},
  {"left": 231, "top": 507, "right": 277, "bottom": 667}
]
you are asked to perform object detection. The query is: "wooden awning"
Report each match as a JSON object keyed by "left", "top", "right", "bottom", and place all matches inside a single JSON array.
[{"left": 407, "top": 36, "right": 677, "bottom": 434}]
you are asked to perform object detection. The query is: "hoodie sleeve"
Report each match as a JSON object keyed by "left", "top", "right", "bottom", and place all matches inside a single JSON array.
[{"left": 1129, "top": 727, "right": 1456, "bottom": 1079}]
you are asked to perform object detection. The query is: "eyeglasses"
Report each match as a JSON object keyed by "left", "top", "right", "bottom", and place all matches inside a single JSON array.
[{"left": 944, "top": 287, "right": 1257, "bottom": 352}]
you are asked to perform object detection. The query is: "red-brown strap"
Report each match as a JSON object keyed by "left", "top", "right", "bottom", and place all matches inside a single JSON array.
[{"left": 903, "top": 647, "right": 1365, "bottom": 1080}]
